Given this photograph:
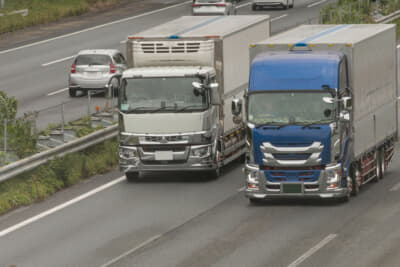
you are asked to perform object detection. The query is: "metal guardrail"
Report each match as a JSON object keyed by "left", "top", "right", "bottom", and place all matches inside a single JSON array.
[
  {"left": 0, "top": 9, "right": 28, "bottom": 17},
  {"left": 0, "top": 124, "right": 118, "bottom": 182},
  {"left": 375, "top": 10, "right": 400, "bottom": 23}
]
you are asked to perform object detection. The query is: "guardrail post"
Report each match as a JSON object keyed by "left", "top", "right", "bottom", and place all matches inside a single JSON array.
[
  {"left": 61, "top": 102, "right": 65, "bottom": 142},
  {"left": 88, "top": 90, "right": 91, "bottom": 118},
  {"left": 0, "top": 0, "right": 4, "bottom": 9},
  {"left": 4, "top": 119, "right": 7, "bottom": 154}
]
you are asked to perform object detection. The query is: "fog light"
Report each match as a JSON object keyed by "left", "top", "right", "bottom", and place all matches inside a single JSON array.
[{"left": 191, "top": 145, "right": 211, "bottom": 158}]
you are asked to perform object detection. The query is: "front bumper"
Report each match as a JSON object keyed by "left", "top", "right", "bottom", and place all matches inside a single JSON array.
[
  {"left": 119, "top": 144, "right": 217, "bottom": 172},
  {"left": 244, "top": 164, "right": 349, "bottom": 199},
  {"left": 253, "top": 1, "right": 286, "bottom": 6}
]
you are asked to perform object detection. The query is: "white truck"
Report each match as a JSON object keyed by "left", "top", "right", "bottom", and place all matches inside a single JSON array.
[
  {"left": 118, "top": 15, "right": 271, "bottom": 181},
  {"left": 235, "top": 24, "right": 398, "bottom": 202}
]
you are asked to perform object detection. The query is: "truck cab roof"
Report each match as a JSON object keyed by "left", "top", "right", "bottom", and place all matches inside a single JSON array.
[
  {"left": 122, "top": 66, "right": 215, "bottom": 79},
  {"left": 249, "top": 51, "right": 344, "bottom": 91}
]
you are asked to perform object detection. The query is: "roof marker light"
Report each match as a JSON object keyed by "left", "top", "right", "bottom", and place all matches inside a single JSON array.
[
  {"left": 269, "top": 44, "right": 274, "bottom": 48},
  {"left": 346, "top": 43, "right": 352, "bottom": 47},
  {"left": 288, "top": 44, "right": 293, "bottom": 48},
  {"left": 169, "top": 35, "right": 180, "bottom": 39},
  {"left": 250, "top": 44, "right": 256, "bottom": 48},
  {"left": 328, "top": 44, "right": 333, "bottom": 47},
  {"left": 205, "top": 35, "right": 220, "bottom": 38},
  {"left": 294, "top": 43, "right": 307, "bottom": 47},
  {"left": 128, "top": 36, "right": 143, "bottom": 40}
]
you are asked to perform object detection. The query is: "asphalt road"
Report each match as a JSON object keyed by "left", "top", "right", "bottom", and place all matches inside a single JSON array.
[{"left": 2, "top": 0, "right": 400, "bottom": 267}]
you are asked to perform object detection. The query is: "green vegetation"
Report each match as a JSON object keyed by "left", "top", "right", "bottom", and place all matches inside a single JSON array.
[
  {"left": 321, "top": 0, "right": 400, "bottom": 24},
  {"left": 0, "top": 138, "right": 118, "bottom": 215},
  {"left": 0, "top": 0, "right": 118, "bottom": 34},
  {"left": 0, "top": 91, "right": 37, "bottom": 160}
]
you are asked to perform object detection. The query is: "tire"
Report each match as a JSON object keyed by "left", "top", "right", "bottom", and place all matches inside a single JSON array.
[
  {"left": 340, "top": 176, "right": 352, "bottom": 202},
  {"left": 69, "top": 88, "right": 77, "bottom": 97},
  {"left": 252, "top": 4, "right": 257, "bottom": 10},
  {"left": 289, "top": 1, "right": 294, "bottom": 8},
  {"left": 207, "top": 167, "right": 221, "bottom": 180},
  {"left": 249, "top": 197, "right": 264, "bottom": 205},
  {"left": 126, "top": 172, "right": 140, "bottom": 182},
  {"left": 282, "top": 1, "right": 288, "bottom": 9}
]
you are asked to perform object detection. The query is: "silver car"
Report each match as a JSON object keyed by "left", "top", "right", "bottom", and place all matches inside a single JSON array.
[
  {"left": 251, "top": 0, "right": 294, "bottom": 10},
  {"left": 68, "top": 49, "right": 127, "bottom": 97},
  {"left": 192, "top": 0, "right": 237, "bottom": 16}
]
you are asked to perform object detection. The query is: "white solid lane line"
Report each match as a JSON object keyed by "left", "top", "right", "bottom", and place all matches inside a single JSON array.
[
  {"left": 120, "top": 40, "right": 127, "bottom": 44},
  {"left": 307, "top": 0, "right": 327, "bottom": 8},
  {"left": 390, "top": 182, "right": 400, "bottom": 191},
  {"left": 42, "top": 55, "right": 75, "bottom": 67},
  {"left": 0, "top": 0, "right": 192, "bottom": 55},
  {"left": 271, "top": 14, "right": 288, "bottom": 22},
  {"left": 0, "top": 176, "right": 125, "bottom": 238},
  {"left": 101, "top": 234, "right": 162, "bottom": 267},
  {"left": 287, "top": 234, "right": 337, "bottom": 267},
  {"left": 47, "top": 87, "right": 69, "bottom": 96},
  {"left": 238, "top": 186, "right": 246, "bottom": 192},
  {"left": 237, "top": 2, "right": 252, "bottom": 8}
]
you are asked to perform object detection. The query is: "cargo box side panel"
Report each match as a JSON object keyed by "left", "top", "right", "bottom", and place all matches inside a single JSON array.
[
  {"left": 352, "top": 27, "right": 397, "bottom": 158},
  {"left": 222, "top": 20, "right": 271, "bottom": 134}
]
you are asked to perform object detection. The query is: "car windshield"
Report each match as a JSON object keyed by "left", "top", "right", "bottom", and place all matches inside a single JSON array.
[
  {"left": 196, "top": 0, "right": 224, "bottom": 3},
  {"left": 75, "top": 54, "right": 111, "bottom": 65},
  {"left": 120, "top": 77, "right": 208, "bottom": 113},
  {"left": 247, "top": 91, "right": 336, "bottom": 125}
]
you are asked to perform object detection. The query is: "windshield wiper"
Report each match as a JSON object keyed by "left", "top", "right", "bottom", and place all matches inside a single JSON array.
[
  {"left": 255, "top": 122, "right": 288, "bottom": 129},
  {"left": 174, "top": 105, "right": 204, "bottom": 112},
  {"left": 301, "top": 121, "right": 329, "bottom": 129},
  {"left": 149, "top": 106, "right": 173, "bottom": 113},
  {"left": 121, "top": 107, "right": 149, "bottom": 113}
]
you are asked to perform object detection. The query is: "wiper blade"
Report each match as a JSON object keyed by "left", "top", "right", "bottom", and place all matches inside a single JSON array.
[
  {"left": 149, "top": 106, "right": 172, "bottom": 113},
  {"left": 174, "top": 105, "right": 203, "bottom": 112},
  {"left": 255, "top": 122, "right": 287, "bottom": 129},
  {"left": 301, "top": 121, "right": 327, "bottom": 129},
  {"left": 121, "top": 106, "right": 149, "bottom": 113}
]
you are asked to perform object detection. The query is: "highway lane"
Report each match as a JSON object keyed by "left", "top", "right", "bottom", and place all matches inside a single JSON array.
[{"left": 0, "top": 0, "right": 331, "bottom": 128}]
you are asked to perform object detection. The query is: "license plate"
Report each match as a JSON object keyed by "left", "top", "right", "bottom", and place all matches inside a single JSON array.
[
  {"left": 155, "top": 151, "right": 173, "bottom": 160},
  {"left": 282, "top": 184, "right": 302, "bottom": 194},
  {"left": 85, "top": 71, "right": 100, "bottom": 78}
]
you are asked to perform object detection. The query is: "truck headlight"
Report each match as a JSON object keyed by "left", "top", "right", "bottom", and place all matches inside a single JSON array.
[
  {"left": 191, "top": 145, "right": 211, "bottom": 158},
  {"left": 119, "top": 146, "right": 137, "bottom": 159},
  {"left": 245, "top": 165, "right": 259, "bottom": 190},
  {"left": 325, "top": 163, "right": 342, "bottom": 189}
]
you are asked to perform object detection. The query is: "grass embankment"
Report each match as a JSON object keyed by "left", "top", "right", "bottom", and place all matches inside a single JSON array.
[
  {"left": 0, "top": 0, "right": 117, "bottom": 34},
  {"left": 0, "top": 138, "right": 118, "bottom": 215}
]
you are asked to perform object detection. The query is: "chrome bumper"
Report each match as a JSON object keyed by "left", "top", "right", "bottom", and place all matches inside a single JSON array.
[
  {"left": 244, "top": 164, "right": 349, "bottom": 199},
  {"left": 119, "top": 144, "right": 216, "bottom": 172}
]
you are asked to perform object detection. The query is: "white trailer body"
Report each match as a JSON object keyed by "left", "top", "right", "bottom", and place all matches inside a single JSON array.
[
  {"left": 250, "top": 24, "right": 397, "bottom": 159},
  {"left": 119, "top": 16, "right": 270, "bottom": 179}
]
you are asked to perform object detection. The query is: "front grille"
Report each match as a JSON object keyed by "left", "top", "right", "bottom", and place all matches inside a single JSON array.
[
  {"left": 144, "top": 135, "right": 187, "bottom": 143},
  {"left": 141, "top": 145, "right": 186, "bottom": 152},
  {"left": 273, "top": 153, "right": 310, "bottom": 160},
  {"left": 141, "top": 160, "right": 187, "bottom": 165}
]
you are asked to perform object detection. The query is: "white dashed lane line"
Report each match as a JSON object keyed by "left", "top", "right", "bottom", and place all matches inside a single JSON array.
[
  {"left": 47, "top": 87, "right": 69, "bottom": 96},
  {"left": 41, "top": 55, "right": 75, "bottom": 67},
  {"left": 307, "top": 0, "right": 327, "bottom": 8}
]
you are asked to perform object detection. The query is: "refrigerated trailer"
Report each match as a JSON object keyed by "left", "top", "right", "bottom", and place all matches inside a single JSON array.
[
  {"left": 118, "top": 15, "right": 270, "bottom": 181},
  {"left": 234, "top": 24, "right": 397, "bottom": 202}
]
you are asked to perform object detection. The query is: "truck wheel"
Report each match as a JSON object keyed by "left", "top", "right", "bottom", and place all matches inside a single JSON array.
[
  {"left": 126, "top": 172, "right": 140, "bottom": 182},
  {"left": 249, "top": 198, "right": 264, "bottom": 205},
  {"left": 289, "top": 1, "right": 294, "bottom": 8},
  {"left": 252, "top": 4, "right": 257, "bottom": 10},
  {"left": 340, "top": 176, "right": 352, "bottom": 202},
  {"left": 283, "top": 1, "right": 288, "bottom": 9},
  {"left": 69, "top": 88, "right": 77, "bottom": 97},
  {"left": 208, "top": 167, "right": 221, "bottom": 180}
]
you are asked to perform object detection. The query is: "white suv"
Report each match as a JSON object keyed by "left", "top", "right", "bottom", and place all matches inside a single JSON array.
[{"left": 251, "top": 0, "right": 294, "bottom": 10}]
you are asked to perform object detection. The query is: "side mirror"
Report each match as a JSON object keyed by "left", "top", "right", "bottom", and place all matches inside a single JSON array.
[
  {"left": 210, "top": 83, "right": 220, "bottom": 105},
  {"left": 231, "top": 98, "right": 242, "bottom": 116},
  {"left": 192, "top": 81, "right": 203, "bottom": 89},
  {"left": 340, "top": 110, "right": 350, "bottom": 121},
  {"left": 342, "top": 97, "right": 352, "bottom": 110}
]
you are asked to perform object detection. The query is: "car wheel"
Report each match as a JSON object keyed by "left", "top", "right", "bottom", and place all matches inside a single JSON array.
[
  {"left": 289, "top": 1, "right": 294, "bottom": 8},
  {"left": 252, "top": 4, "right": 258, "bottom": 10},
  {"left": 283, "top": 1, "right": 288, "bottom": 9},
  {"left": 126, "top": 172, "right": 140, "bottom": 182},
  {"left": 69, "top": 88, "right": 77, "bottom": 97}
]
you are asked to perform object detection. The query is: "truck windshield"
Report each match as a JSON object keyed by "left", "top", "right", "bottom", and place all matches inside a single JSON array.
[
  {"left": 247, "top": 91, "right": 336, "bottom": 125},
  {"left": 119, "top": 77, "right": 208, "bottom": 113}
]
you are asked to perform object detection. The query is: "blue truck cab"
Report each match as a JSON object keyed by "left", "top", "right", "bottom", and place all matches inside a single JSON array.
[{"left": 232, "top": 24, "right": 398, "bottom": 203}]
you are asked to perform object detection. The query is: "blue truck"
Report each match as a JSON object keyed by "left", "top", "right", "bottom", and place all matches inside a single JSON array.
[{"left": 231, "top": 24, "right": 398, "bottom": 202}]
